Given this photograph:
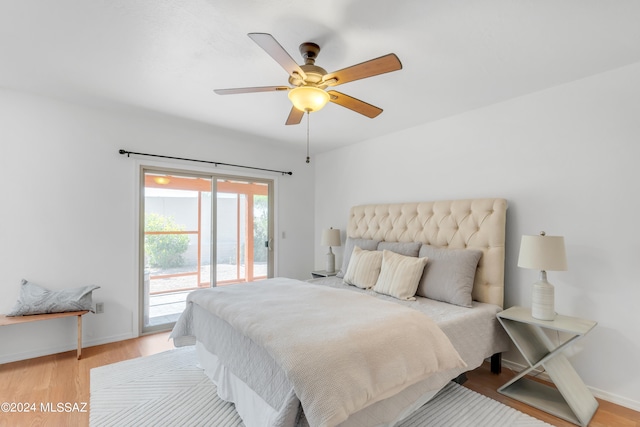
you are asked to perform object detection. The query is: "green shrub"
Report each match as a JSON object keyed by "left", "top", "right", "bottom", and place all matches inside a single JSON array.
[{"left": 145, "top": 213, "right": 190, "bottom": 268}]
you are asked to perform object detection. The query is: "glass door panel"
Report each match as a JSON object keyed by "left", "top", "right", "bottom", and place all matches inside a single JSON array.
[
  {"left": 216, "top": 179, "right": 271, "bottom": 285},
  {"left": 142, "top": 172, "right": 212, "bottom": 331},
  {"left": 141, "top": 170, "right": 272, "bottom": 333},
  {"left": 253, "top": 193, "right": 270, "bottom": 280}
]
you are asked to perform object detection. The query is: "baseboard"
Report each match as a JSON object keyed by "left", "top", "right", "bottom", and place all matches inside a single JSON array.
[
  {"left": 84, "top": 332, "right": 139, "bottom": 349},
  {"left": 588, "top": 384, "right": 640, "bottom": 413},
  {"left": 502, "top": 359, "right": 640, "bottom": 412},
  {"left": 0, "top": 332, "right": 135, "bottom": 364}
]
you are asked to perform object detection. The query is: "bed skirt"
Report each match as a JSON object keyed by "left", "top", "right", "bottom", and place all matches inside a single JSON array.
[{"left": 195, "top": 341, "right": 447, "bottom": 427}]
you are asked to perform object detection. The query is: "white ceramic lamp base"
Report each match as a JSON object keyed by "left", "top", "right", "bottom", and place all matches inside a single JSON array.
[
  {"left": 531, "top": 271, "right": 555, "bottom": 320},
  {"left": 326, "top": 248, "right": 335, "bottom": 273}
]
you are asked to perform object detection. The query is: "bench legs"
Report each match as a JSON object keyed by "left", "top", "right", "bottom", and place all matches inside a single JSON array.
[
  {"left": 0, "top": 310, "right": 87, "bottom": 360},
  {"left": 77, "top": 314, "right": 83, "bottom": 359}
]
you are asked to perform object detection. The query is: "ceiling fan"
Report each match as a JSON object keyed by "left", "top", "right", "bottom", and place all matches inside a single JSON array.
[{"left": 214, "top": 33, "right": 403, "bottom": 125}]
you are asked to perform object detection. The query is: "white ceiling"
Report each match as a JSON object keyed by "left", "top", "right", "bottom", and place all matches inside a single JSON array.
[{"left": 2, "top": 0, "right": 640, "bottom": 153}]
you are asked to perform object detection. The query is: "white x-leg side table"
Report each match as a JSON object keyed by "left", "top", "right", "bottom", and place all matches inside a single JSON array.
[{"left": 497, "top": 306, "right": 598, "bottom": 427}]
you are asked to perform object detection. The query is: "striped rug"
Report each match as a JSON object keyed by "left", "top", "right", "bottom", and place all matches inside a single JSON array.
[{"left": 90, "top": 347, "right": 552, "bottom": 427}]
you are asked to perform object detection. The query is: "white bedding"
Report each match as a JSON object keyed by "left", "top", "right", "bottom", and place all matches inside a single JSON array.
[
  {"left": 310, "top": 276, "right": 510, "bottom": 371},
  {"left": 171, "top": 277, "right": 509, "bottom": 427},
  {"left": 172, "top": 277, "right": 465, "bottom": 427}
]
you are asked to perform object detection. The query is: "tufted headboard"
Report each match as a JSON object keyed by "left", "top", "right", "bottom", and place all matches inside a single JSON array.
[{"left": 347, "top": 198, "right": 507, "bottom": 308}]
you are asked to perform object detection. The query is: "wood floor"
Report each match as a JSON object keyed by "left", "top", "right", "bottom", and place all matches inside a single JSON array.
[
  {"left": 465, "top": 362, "right": 640, "bottom": 427},
  {"left": 0, "top": 332, "right": 638, "bottom": 427}
]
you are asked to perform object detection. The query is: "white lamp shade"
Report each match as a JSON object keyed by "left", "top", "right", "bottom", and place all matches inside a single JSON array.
[
  {"left": 518, "top": 234, "right": 568, "bottom": 271},
  {"left": 321, "top": 228, "right": 341, "bottom": 247},
  {"left": 288, "top": 86, "right": 330, "bottom": 112}
]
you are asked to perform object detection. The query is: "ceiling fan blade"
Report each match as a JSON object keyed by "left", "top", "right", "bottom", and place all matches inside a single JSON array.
[
  {"left": 327, "top": 91, "right": 383, "bottom": 118},
  {"left": 248, "top": 33, "right": 307, "bottom": 81},
  {"left": 323, "top": 53, "right": 402, "bottom": 87},
  {"left": 285, "top": 106, "right": 304, "bottom": 125},
  {"left": 214, "top": 86, "right": 289, "bottom": 95}
]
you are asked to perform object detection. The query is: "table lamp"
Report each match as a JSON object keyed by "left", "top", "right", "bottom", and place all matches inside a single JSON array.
[
  {"left": 517, "top": 231, "right": 568, "bottom": 320},
  {"left": 321, "top": 227, "right": 341, "bottom": 273}
]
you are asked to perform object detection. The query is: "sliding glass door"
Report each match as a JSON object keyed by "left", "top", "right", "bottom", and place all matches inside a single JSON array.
[
  {"left": 141, "top": 168, "right": 273, "bottom": 333},
  {"left": 216, "top": 179, "right": 271, "bottom": 285}
]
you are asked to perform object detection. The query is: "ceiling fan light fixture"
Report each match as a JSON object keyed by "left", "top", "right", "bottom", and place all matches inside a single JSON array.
[{"left": 288, "top": 86, "right": 330, "bottom": 112}]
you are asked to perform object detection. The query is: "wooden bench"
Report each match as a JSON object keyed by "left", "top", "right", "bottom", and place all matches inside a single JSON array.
[{"left": 0, "top": 310, "right": 89, "bottom": 360}]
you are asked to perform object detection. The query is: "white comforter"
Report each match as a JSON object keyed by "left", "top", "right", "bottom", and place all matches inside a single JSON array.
[{"left": 172, "top": 277, "right": 465, "bottom": 427}]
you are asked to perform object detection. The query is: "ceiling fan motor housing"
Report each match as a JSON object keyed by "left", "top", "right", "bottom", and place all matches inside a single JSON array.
[{"left": 288, "top": 42, "right": 327, "bottom": 88}]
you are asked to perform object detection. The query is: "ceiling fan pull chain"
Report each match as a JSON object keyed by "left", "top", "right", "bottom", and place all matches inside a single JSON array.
[{"left": 306, "top": 111, "right": 311, "bottom": 164}]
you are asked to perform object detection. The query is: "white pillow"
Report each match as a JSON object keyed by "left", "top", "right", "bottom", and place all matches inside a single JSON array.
[
  {"left": 337, "top": 238, "right": 380, "bottom": 278},
  {"left": 342, "top": 246, "right": 383, "bottom": 289},
  {"left": 373, "top": 250, "right": 428, "bottom": 300}
]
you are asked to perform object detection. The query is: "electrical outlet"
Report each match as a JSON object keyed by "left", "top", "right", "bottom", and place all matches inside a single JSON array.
[{"left": 95, "top": 302, "right": 104, "bottom": 314}]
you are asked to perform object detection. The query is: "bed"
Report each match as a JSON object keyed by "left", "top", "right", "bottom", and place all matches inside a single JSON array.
[{"left": 171, "top": 198, "right": 510, "bottom": 427}]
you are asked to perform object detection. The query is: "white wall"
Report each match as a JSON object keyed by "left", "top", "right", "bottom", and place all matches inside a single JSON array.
[
  {"left": 0, "top": 89, "right": 315, "bottom": 362},
  {"left": 314, "top": 62, "right": 640, "bottom": 409}
]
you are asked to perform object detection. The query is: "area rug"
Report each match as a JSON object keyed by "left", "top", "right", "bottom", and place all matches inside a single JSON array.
[{"left": 90, "top": 347, "right": 552, "bottom": 427}]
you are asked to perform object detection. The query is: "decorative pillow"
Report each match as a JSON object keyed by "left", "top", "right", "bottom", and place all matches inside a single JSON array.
[
  {"left": 7, "top": 279, "right": 100, "bottom": 316},
  {"left": 377, "top": 241, "right": 421, "bottom": 257},
  {"left": 373, "top": 250, "right": 428, "bottom": 300},
  {"left": 336, "top": 237, "right": 380, "bottom": 278},
  {"left": 416, "top": 245, "right": 482, "bottom": 307},
  {"left": 342, "top": 246, "right": 383, "bottom": 289}
]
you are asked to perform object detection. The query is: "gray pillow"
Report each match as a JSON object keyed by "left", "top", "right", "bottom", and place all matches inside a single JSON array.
[
  {"left": 7, "top": 279, "right": 100, "bottom": 316},
  {"left": 336, "top": 237, "right": 380, "bottom": 278},
  {"left": 416, "top": 245, "right": 482, "bottom": 307},
  {"left": 377, "top": 241, "right": 421, "bottom": 257}
]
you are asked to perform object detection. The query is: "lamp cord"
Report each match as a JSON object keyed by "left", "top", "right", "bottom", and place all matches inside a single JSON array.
[{"left": 306, "top": 111, "right": 310, "bottom": 164}]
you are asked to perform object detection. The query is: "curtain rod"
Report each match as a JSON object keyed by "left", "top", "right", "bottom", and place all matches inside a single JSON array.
[{"left": 118, "top": 149, "right": 293, "bottom": 176}]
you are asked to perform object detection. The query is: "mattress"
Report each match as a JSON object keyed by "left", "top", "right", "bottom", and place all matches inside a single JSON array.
[{"left": 173, "top": 277, "right": 509, "bottom": 427}]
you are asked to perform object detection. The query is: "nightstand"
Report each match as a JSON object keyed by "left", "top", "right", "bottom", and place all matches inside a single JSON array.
[
  {"left": 497, "top": 306, "right": 598, "bottom": 426},
  {"left": 311, "top": 270, "right": 338, "bottom": 279}
]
